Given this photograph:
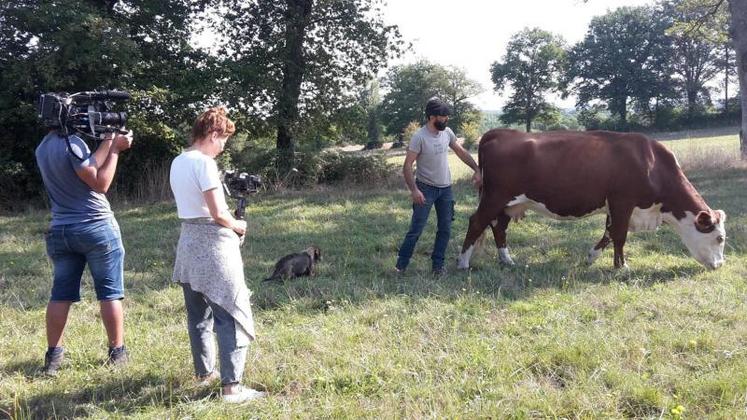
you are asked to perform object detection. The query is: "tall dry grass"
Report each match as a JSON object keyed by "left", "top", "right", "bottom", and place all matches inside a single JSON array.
[
  {"left": 661, "top": 134, "right": 744, "bottom": 172},
  {"left": 108, "top": 161, "right": 173, "bottom": 205}
]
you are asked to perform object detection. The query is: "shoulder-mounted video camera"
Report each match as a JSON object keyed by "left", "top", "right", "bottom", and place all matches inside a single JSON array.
[
  {"left": 222, "top": 170, "right": 262, "bottom": 220},
  {"left": 37, "top": 90, "right": 130, "bottom": 139}
]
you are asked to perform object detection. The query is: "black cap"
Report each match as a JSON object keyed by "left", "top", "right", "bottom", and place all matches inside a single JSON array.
[{"left": 425, "top": 98, "right": 450, "bottom": 118}]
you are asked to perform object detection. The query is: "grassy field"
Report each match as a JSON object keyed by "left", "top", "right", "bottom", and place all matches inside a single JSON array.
[{"left": 1, "top": 132, "right": 747, "bottom": 418}]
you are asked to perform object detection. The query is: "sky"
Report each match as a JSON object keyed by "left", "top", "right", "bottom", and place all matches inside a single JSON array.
[{"left": 381, "top": 0, "right": 654, "bottom": 110}]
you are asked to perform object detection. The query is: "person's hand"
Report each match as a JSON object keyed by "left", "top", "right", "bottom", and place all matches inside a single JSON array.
[
  {"left": 232, "top": 219, "right": 247, "bottom": 236},
  {"left": 112, "top": 130, "right": 134, "bottom": 153},
  {"left": 472, "top": 170, "right": 482, "bottom": 189},
  {"left": 411, "top": 189, "right": 425, "bottom": 205}
]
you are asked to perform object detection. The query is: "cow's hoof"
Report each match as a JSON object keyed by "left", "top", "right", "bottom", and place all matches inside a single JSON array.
[
  {"left": 498, "top": 257, "right": 515, "bottom": 266},
  {"left": 498, "top": 248, "right": 515, "bottom": 265}
]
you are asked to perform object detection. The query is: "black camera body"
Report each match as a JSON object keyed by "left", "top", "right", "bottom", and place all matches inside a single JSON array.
[
  {"left": 223, "top": 170, "right": 262, "bottom": 220},
  {"left": 224, "top": 170, "right": 262, "bottom": 197},
  {"left": 38, "top": 90, "right": 130, "bottom": 139}
]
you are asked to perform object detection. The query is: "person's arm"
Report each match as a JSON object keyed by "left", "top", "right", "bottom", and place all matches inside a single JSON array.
[
  {"left": 403, "top": 150, "right": 425, "bottom": 205},
  {"left": 203, "top": 188, "right": 246, "bottom": 235},
  {"left": 75, "top": 131, "right": 133, "bottom": 193},
  {"left": 90, "top": 132, "right": 115, "bottom": 169},
  {"left": 450, "top": 141, "right": 482, "bottom": 189}
]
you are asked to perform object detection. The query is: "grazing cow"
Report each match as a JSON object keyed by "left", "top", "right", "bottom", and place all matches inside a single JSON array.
[{"left": 458, "top": 129, "right": 727, "bottom": 270}]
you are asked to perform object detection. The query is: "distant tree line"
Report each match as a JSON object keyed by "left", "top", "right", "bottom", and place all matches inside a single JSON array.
[{"left": 492, "top": 1, "right": 741, "bottom": 133}]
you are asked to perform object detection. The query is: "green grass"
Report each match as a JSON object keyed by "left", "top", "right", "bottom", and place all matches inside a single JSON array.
[{"left": 1, "top": 133, "right": 747, "bottom": 418}]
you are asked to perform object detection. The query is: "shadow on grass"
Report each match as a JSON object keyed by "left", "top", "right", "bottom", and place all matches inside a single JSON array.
[
  {"left": 1, "top": 359, "right": 40, "bottom": 378},
  {"left": 1, "top": 371, "right": 224, "bottom": 418}
]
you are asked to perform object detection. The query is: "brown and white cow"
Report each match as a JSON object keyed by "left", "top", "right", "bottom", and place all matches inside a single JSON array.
[{"left": 458, "top": 129, "right": 727, "bottom": 270}]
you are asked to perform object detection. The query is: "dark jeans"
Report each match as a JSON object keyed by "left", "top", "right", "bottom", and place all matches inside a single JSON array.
[{"left": 396, "top": 180, "right": 455, "bottom": 271}]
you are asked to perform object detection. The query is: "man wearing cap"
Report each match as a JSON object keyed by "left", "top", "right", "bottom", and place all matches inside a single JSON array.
[{"left": 395, "top": 97, "right": 482, "bottom": 276}]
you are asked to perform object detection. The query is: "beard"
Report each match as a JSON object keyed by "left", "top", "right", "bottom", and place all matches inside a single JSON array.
[{"left": 434, "top": 121, "right": 447, "bottom": 131}]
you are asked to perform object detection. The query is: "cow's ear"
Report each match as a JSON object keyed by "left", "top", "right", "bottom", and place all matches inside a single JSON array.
[
  {"left": 695, "top": 211, "right": 715, "bottom": 232},
  {"left": 716, "top": 209, "right": 727, "bottom": 223}
]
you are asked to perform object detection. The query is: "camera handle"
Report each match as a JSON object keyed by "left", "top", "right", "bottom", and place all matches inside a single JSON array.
[
  {"left": 235, "top": 197, "right": 247, "bottom": 220},
  {"left": 234, "top": 196, "right": 248, "bottom": 247},
  {"left": 223, "top": 181, "right": 245, "bottom": 221}
]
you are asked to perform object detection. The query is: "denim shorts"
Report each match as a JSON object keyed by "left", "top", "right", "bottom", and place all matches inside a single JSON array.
[{"left": 44, "top": 217, "right": 125, "bottom": 302}]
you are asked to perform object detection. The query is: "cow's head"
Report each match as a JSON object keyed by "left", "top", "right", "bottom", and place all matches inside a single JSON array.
[{"left": 678, "top": 210, "right": 727, "bottom": 269}]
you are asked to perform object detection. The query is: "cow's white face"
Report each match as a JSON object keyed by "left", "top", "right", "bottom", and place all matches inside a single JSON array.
[{"left": 676, "top": 210, "right": 726, "bottom": 269}]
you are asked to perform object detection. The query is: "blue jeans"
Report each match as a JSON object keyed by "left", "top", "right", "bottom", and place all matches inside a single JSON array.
[
  {"left": 396, "top": 180, "right": 455, "bottom": 271},
  {"left": 181, "top": 283, "right": 249, "bottom": 385},
  {"left": 44, "top": 217, "right": 125, "bottom": 301}
]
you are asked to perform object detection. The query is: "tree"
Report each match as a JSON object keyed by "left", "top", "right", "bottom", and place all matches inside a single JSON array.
[
  {"left": 652, "top": 0, "right": 747, "bottom": 157},
  {"left": 663, "top": 0, "right": 732, "bottom": 117},
  {"left": 727, "top": 0, "right": 747, "bottom": 157},
  {"left": 380, "top": 60, "right": 482, "bottom": 137},
  {"left": 220, "top": 0, "right": 404, "bottom": 174},
  {"left": 442, "top": 67, "right": 483, "bottom": 133},
  {"left": 0, "top": 0, "right": 214, "bottom": 206},
  {"left": 490, "top": 27, "right": 566, "bottom": 132},
  {"left": 364, "top": 80, "right": 383, "bottom": 149},
  {"left": 565, "top": 6, "right": 674, "bottom": 127}
]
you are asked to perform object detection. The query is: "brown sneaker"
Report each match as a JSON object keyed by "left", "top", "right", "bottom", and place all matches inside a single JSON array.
[
  {"left": 106, "top": 345, "right": 128, "bottom": 367},
  {"left": 43, "top": 347, "right": 64, "bottom": 376}
]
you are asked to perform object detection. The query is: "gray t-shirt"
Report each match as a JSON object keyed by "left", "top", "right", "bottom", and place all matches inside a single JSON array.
[
  {"left": 35, "top": 132, "right": 112, "bottom": 226},
  {"left": 408, "top": 126, "right": 457, "bottom": 187}
]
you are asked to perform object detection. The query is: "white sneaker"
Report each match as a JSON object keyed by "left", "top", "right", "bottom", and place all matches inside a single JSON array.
[{"left": 222, "top": 385, "right": 267, "bottom": 403}]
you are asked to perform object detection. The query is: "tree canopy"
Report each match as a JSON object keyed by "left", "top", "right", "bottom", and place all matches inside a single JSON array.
[
  {"left": 491, "top": 27, "right": 566, "bottom": 132},
  {"left": 565, "top": 6, "right": 674, "bottom": 127},
  {"left": 380, "top": 60, "right": 482, "bottom": 138},
  {"left": 219, "top": 0, "right": 404, "bottom": 172},
  {"left": 0, "top": 0, "right": 215, "bottom": 206}
]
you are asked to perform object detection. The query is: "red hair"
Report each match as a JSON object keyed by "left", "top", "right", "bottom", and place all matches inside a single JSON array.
[{"left": 191, "top": 107, "right": 236, "bottom": 144}]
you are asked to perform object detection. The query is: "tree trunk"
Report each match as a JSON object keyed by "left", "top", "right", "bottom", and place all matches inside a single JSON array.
[
  {"left": 276, "top": 0, "right": 313, "bottom": 174},
  {"left": 611, "top": 96, "right": 628, "bottom": 129},
  {"left": 728, "top": 0, "right": 747, "bottom": 158},
  {"left": 686, "top": 87, "right": 698, "bottom": 119},
  {"left": 724, "top": 43, "right": 730, "bottom": 114}
]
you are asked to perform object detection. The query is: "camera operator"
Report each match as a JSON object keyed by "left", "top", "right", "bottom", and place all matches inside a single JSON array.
[
  {"left": 35, "top": 126, "right": 134, "bottom": 376},
  {"left": 169, "top": 107, "right": 265, "bottom": 403}
]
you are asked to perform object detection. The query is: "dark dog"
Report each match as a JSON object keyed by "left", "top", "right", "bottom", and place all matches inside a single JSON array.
[{"left": 263, "top": 246, "right": 322, "bottom": 282}]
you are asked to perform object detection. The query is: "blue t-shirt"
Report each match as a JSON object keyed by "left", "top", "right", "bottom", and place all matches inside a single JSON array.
[{"left": 35, "top": 132, "right": 112, "bottom": 226}]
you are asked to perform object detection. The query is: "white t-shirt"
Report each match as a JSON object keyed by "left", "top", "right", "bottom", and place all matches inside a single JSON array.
[{"left": 170, "top": 150, "right": 229, "bottom": 219}]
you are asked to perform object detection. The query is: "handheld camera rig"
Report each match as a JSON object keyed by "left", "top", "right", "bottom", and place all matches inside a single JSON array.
[
  {"left": 38, "top": 90, "right": 131, "bottom": 140},
  {"left": 222, "top": 170, "right": 262, "bottom": 220}
]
